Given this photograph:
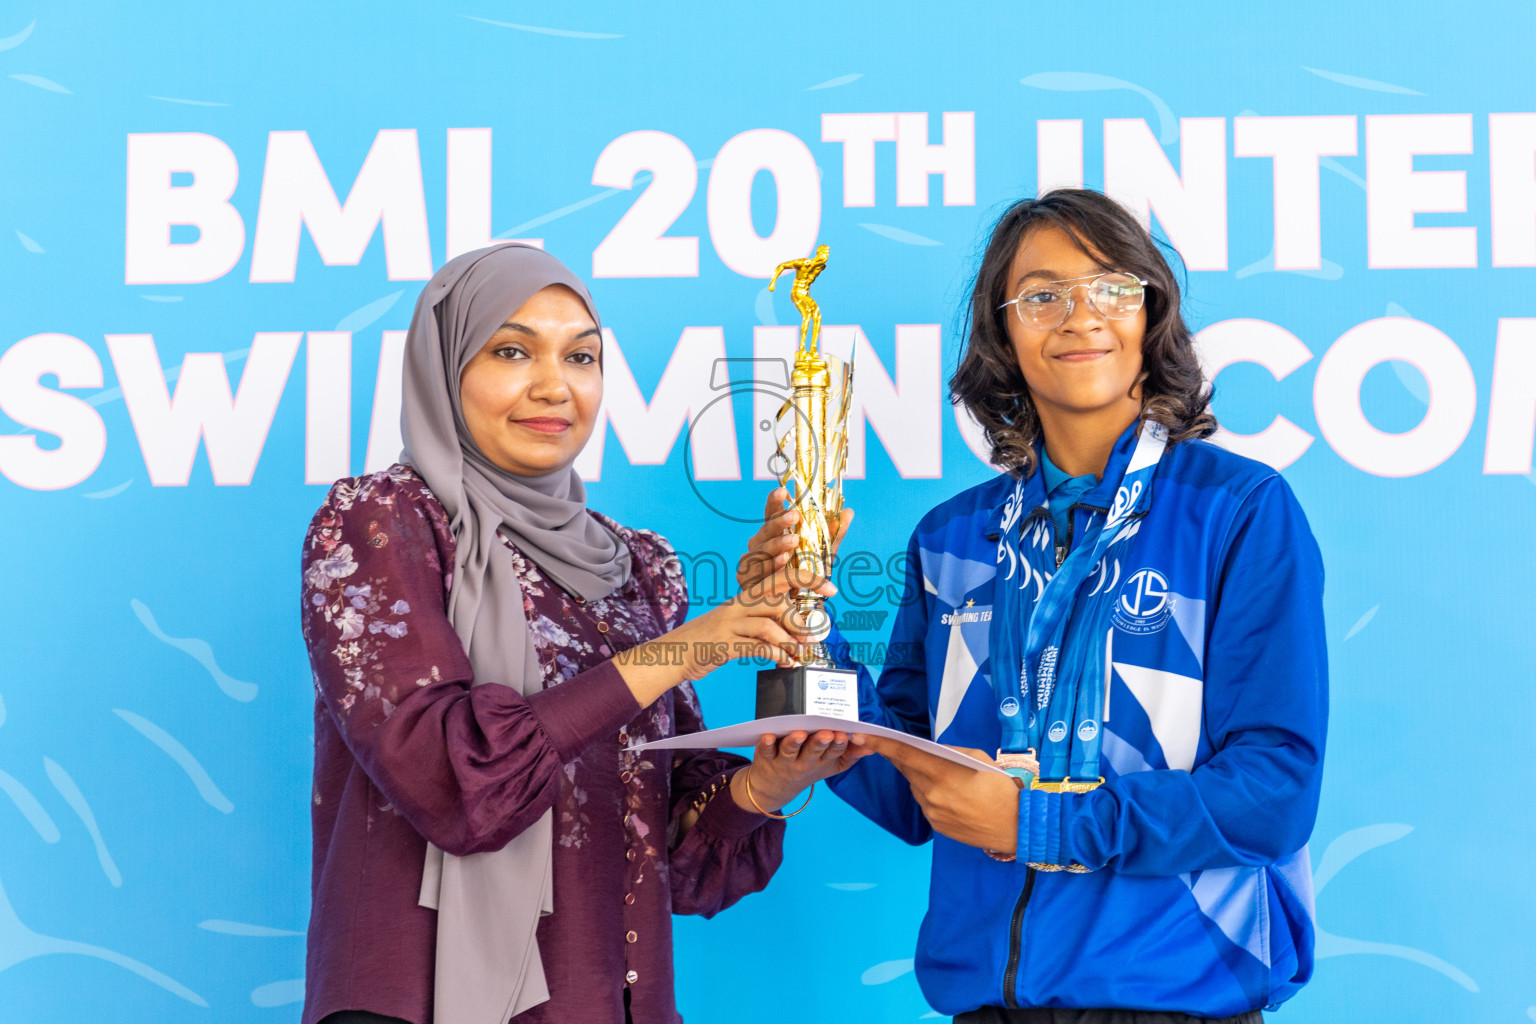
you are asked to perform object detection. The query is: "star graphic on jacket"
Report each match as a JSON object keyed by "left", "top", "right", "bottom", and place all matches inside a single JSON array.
[{"left": 966, "top": 599, "right": 975, "bottom": 607}]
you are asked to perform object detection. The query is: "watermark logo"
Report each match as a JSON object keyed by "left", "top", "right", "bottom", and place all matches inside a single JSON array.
[
  {"left": 666, "top": 357, "right": 920, "bottom": 616},
  {"left": 682, "top": 356, "right": 818, "bottom": 525},
  {"left": 839, "top": 609, "right": 889, "bottom": 631}
]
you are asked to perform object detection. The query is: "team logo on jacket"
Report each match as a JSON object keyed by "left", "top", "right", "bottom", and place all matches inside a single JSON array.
[{"left": 1112, "top": 568, "right": 1175, "bottom": 635}]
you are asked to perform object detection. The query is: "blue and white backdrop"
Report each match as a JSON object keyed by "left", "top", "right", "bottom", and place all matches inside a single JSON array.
[{"left": 1, "top": 2, "right": 1533, "bottom": 1021}]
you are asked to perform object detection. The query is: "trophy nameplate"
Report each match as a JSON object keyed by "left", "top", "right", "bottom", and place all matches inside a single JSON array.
[{"left": 755, "top": 664, "right": 859, "bottom": 721}]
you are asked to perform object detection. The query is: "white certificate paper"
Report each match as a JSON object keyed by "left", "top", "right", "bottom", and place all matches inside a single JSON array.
[{"left": 627, "top": 714, "right": 1010, "bottom": 776}]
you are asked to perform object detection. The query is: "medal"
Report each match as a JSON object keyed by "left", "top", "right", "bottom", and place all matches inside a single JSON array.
[{"left": 995, "top": 748, "right": 1040, "bottom": 782}]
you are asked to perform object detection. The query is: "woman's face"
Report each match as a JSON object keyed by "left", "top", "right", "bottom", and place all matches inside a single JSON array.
[
  {"left": 459, "top": 284, "right": 603, "bottom": 477},
  {"left": 1004, "top": 224, "right": 1146, "bottom": 429}
]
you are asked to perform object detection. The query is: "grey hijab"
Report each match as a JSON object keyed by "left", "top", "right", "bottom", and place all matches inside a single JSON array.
[{"left": 400, "top": 243, "right": 631, "bottom": 1024}]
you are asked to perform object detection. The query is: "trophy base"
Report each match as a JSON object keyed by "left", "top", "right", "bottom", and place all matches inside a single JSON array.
[{"left": 755, "top": 664, "right": 859, "bottom": 721}]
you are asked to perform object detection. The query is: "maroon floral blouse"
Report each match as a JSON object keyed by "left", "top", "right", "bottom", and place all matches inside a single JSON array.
[{"left": 299, "top": 465, "right": 784, "bottom": 1024}]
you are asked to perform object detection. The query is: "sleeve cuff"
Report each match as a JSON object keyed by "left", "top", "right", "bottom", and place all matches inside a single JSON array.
[
  {"left": 524, "top": 661, "right": 641, "bottom": 761},
  {"left": 1018, "top": 787, "right": 1066, "bottom": 866},
  {"left": 693, "top": 768, "right": 774, "bottom": 839}
]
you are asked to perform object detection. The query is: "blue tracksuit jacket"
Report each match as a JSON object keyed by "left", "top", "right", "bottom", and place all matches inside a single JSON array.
[{"left": 827, "top": 426, "right": 1327, "bottom": 1017}]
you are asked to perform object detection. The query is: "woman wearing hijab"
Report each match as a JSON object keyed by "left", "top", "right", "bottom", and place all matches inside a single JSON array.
[
  {"left": 742, "top": 189, "right": 1327, "bottom": 1021},
  {"left": 299, "top": 244, "right": 861, "bottom": 1024}
]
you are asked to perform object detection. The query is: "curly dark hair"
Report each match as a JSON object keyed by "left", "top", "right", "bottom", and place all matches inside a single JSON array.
[{"left": 949, "top": 188, "right": 1216, "bottom": 478}]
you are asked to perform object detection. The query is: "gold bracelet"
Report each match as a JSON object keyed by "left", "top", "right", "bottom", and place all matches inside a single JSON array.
[{"left": 741, "top": 766, "right": 814, "bottom": 819}]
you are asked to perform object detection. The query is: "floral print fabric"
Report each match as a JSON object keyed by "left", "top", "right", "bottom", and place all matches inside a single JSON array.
[{"left": 300, "top": 466, "right": 783, "bottom": 1024}]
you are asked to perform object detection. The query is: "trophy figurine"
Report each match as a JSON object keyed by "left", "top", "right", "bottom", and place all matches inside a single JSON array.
[{"left": 755, "top": 244, "right": 860, "bottom": 722}]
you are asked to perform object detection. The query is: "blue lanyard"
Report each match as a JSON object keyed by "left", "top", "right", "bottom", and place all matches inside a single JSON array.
[{"left": 990, "top": 422, "right": 1166, "bottom": 781}]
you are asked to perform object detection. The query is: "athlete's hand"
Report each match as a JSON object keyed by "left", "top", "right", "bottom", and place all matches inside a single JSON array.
[{"left": 849, "top": 735, "right": 1024, "bottom": 854}]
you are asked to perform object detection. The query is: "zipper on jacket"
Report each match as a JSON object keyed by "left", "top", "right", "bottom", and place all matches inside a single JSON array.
[
  {"left": 1001, "top": 867, "right": 1037, "bottom": 1008},
  {"left": 1053, "top": 503, "right": 1085, "bottom": 568}
]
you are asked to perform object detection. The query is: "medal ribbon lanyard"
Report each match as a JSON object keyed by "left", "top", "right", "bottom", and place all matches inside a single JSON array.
[{"left": 990, "top": 421, "right": 1167, "bottom": 780}]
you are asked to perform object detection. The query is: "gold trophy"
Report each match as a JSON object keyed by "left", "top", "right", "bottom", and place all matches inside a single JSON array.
[{"left": 755, "top": 245, "right": 860, "bottom": 722}]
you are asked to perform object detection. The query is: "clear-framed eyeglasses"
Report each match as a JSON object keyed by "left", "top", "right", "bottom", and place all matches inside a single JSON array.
[{"left": 998, "top": 271, "right": 1149, "bottom": 331}]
